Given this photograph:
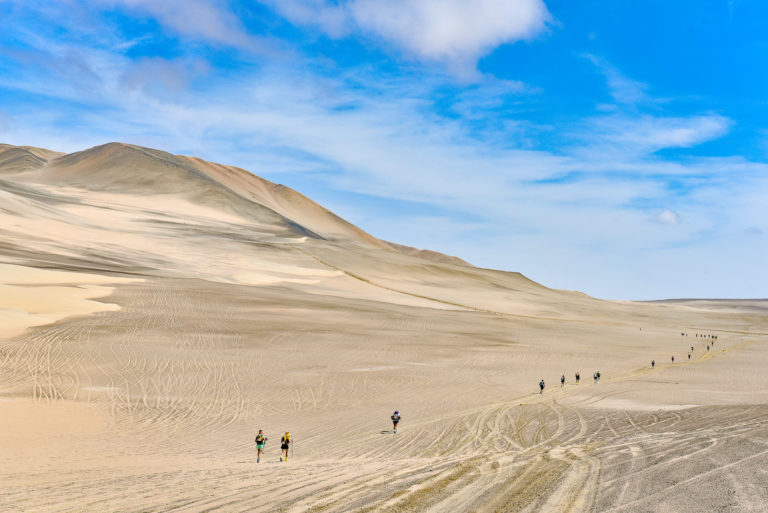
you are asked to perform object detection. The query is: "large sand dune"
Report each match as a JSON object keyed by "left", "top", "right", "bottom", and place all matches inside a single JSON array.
[{"left": 1, "top": 142, "right": 766, "bottom": 512}]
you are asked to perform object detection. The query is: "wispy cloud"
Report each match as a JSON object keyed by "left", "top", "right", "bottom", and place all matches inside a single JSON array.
[
  {"left": 573, "top": 114, "right": 733, "bottom": 159},
  {"left": 583, "top": 53, "right": 649, "bottom": 105},
  {"left": 120, "top": 57, "right": 210, "bottom": 96},
  {"left": 98, "top": 0, "right": 256, "bottom": 49}
]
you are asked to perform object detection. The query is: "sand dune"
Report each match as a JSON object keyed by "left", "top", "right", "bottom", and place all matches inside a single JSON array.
[
  {"left": 1, "top": 142, "right": 767, "bottom": 512},
  {"left": 0, "top": 144, "right": 63, "bottom": 174}
]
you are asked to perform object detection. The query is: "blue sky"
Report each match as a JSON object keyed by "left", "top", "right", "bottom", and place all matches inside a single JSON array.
[{"left": 1, "top": 0, "right": 766, "bottom": 299}]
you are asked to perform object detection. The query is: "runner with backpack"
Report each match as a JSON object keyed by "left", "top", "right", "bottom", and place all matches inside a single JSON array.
[
  {"left": 280, "top": 432, "right": 291, "bottom": 462},
  {"left": 254, "top": 430, "right": 268, "bottom": 463},
  {"left": 391, "top": 411, "right": 401, "bottom": 433}
]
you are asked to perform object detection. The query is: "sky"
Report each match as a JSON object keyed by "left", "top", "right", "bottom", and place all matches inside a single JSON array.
[{"left": 0, "top": 0, "right": 766, "bottom": 300}]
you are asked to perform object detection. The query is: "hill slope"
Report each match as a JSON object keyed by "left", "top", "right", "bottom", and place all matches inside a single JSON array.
[
  {"left": 0, "top": 141, "right": 634, "bottom": 320},
  {"left": 0, "top": 141, "right": 711, "bottom": 320}
]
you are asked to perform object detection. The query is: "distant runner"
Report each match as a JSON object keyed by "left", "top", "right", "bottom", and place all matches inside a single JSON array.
[
  {"left": 651, "top": 360, "right": 655, "bottom": 368},
  {"left": 596, "top": 370, "right": 601, "bottom": 381},
  {"left": 391, "top": 410, "right": 401, "bottom": 434},
  {"left": 254, "top": 430, "right": 268, "bottom": 463},
  {"left": 560, "top": 374, "right": 566, "bottom": 387},
  {"left": 593, "top": 372, "right": 598, "bottom": 383},
  {"left": 688, "top": 353, "right": 691, "bottom": 360},
  {"left": 671, "top": 356, "right": 675, "bottom": 363},
  {"left": 539, "top": 379, "right": 545, "bottom": 394},
  {"left": 575, "top": 371, "right": 580, "bottom": 383},
  {"left": 280, "top": 432, "right": 291, "bottom": 462}
]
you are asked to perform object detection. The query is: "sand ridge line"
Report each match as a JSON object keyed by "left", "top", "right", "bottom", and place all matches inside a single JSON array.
[{"left": 294, "top": 248, "right": 650, "bottom": 328}]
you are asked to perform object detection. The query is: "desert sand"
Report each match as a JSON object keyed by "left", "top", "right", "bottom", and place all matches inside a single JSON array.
[{"left": 1, "top": 142, "right": 767, "bottom": 512}]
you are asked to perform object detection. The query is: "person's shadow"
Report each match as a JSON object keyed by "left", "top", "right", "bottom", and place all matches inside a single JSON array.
[{"left": 380, "top": 430, "right": 392, "bottom": 434}]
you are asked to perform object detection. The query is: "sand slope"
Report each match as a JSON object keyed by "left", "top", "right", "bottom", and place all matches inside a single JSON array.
[{"left": 0, "top": 142, "right": 767, "bottom": 512}]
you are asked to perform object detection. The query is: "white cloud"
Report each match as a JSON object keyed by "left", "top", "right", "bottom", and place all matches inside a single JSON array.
[
  {"left": 654, "top": 209, "right": 680, "bottom": 225},
  {"left": 264, "top": 0, "right": 551, "bottom": 73},
  {"left": 350, "top": 0, "right": 550, "bottom": 72},
  {"left": 263, "top": 0, "right": 350, "bottom": 37},
  {"left": 576, "top": 114, "right": 732, "bottom": 157},
  {"left": 98, "top": 0, "right": 262, "bottom": 50},
  {"left": 120, "top": 57, "right": 210, "bottom": 95},
  {"left": 583, "top": 54, "right": 648, "bottom": 105},
  {"left": 4, "top": 0, "right": 269, "bottom": 52}
]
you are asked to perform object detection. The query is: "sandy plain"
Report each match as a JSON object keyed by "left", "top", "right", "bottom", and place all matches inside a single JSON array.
[{"left": 1, "top": 142, "right": 767, "bottom": 512}]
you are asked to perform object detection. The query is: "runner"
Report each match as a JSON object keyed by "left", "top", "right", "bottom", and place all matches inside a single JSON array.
[
  {"left": 593, "top": 372, "right": 598, "bottom": 383},
  {"left": 539, "top": 379, "right": 545, "bottom": 394},
  {"left": 651, "top": 359, "right": 655, "bottom": 368},
  {"left": 254, "top": 430, "right": 267, "bottom": 463},
  {"left": 688, "top": 353, "right": 691, "bottom": 360},
  {"left": 391, "top": 410, "right": 401, "bottom": 434},
  {"left": 280, "top": 432, "right": 291, "bottom": 462},
  {"left": 671, "top": 356, "right": 675, "bottom": 363},
  {"left": 575, "top": 371, "right": 580, "bottom": 383},
  {"left": 560, "top": 374, "right": 566, "bottom": 387}
]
